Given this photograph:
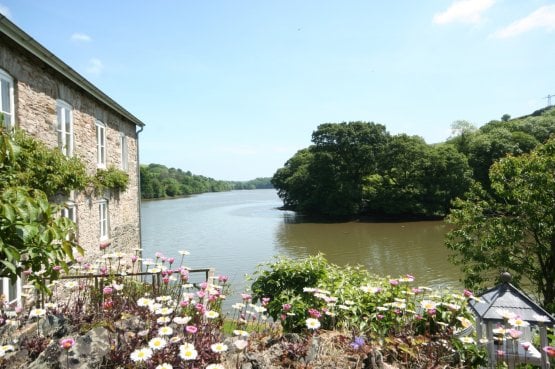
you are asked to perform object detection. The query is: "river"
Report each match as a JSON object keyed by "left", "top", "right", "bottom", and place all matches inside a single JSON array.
[{"left": 140, "top": 189, "right": 462, "bottom": 294}]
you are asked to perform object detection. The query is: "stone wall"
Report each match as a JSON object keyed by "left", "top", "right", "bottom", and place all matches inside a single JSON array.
[{"left": 0, "top": 35, "right": 141, "bottom": 265}]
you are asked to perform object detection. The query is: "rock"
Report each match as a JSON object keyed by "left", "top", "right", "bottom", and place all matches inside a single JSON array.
[
  {"left": 41, "top": 315, "right": 69, "bottom": 339},
  {"left": 304, "top": 335, "right": 320, "bottom": 363},
  {"left": 27, "top": 327, "right": 110, "bottom": 369},
  {"left": 28, "top": 342, "right": 62, "bottom": 369}
]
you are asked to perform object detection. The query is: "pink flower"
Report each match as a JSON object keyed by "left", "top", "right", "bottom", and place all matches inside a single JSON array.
[
  {"left": 167, "top": 257, "right": 175, "bottom": 265},
  {"left": 180, "top": 300, "right": 189, "bottom": 308},
  {"left": 308, "top": 308, "right": 321, "bottom": 318},
  {"left": 262, "top": 297, "right": 271, "bottom": 306},
  {"left": 521, "top": 342, "right": 531, "bottom": 351},
  {"left": 218, "top": 275, "right": 229, "bottom": 283},
  {"left": 186, "top": 325, "right": 198, "bottom": 334},
  {"left": 99, "top": 241, "right": 110, "bottom": 250},
  {"left": 544, "top": 346, "right": 555, "bottom": 358},
  {"left": 241, "top": 293, "right": 252, "bottom": 301},
  {"left": 163, "top": 277, "right": 170, "bottom": 284},
  {"left": 53, "top": 265, "right": 61, "bottom": 271},
  {"left": 389, "top": 279, "right": 399, "bottom": 286},
  {"left": 155, "top": 252, "right": 163, "bottom": 259},
  {"left": 200, "top": 282, "right": 208, "bottom": 290},
  {"left": 463, "top": 289, "right": 473, "bottom": 297},
  {"left": 508, "top": 329, "right": 523, "bottom": 339},
  {"left": 103, "top": 286, "right": 113, "bottom": 295},
  {"left": 59, "top": 338, "right": 75, "bottom": 350},
  {"left": 103, "top": 300, "right": 113, "bottom": 310},
  {"left": 131, "top": 255, "right": 138, "bottom": 263},
  {"left": 282, "top": 303, "right": 292, "bottom": 312}
]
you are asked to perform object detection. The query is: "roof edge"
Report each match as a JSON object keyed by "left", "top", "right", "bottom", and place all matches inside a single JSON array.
[{"left": 0, "top": 15, "right": 145, "bottom": 128}]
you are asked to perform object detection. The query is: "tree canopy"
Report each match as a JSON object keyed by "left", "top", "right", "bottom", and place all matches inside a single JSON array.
[
  {"left": 272, "top": 108, "right": 555, "bottom": 218},
  {"left": 272, "top": 122, "right": 472, "bottom": 218},
  {"left": 446, "top": 137, "right": 555, "bottom": 311}
]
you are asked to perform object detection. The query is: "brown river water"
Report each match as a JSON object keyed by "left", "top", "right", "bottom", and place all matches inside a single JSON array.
[{"left": 141, "top": 189, "right": 462, "bottom": 294}]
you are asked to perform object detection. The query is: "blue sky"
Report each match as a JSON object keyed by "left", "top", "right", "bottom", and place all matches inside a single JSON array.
[{"left": 1, "top": 1, "right": 554, "bottom": 180}]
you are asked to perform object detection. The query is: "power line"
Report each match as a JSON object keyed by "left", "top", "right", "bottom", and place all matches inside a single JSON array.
[{"left": 545, "top": 94, "right": 555, "bottom": 107}]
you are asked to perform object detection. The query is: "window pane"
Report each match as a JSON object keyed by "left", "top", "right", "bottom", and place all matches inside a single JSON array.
[
  {"left": 57, "top": 105, "right": 64, "bottom": 150},
  {"left": 97, "top": 124, "right": 106, "bottom": 166},
  {"left": 1, "top": 79, "right": 10, "bottom": 114},
  {"left": 56, "top": 106, "right": 62, "bottom": 130},
  {"left": 99, "top": 202, "right": 108, "bottom": 238},
  {"left": 121, "top": 134, "right": 128, "bottom": 170},
  {"left": 65, "top": 132, "right": 71, "bottom": 155},
  {"left": 65, "top": 110, "right": 71, "bottom": 133},
  {"left": 3, "top": 113, "right": 11, "bottom": 127}
]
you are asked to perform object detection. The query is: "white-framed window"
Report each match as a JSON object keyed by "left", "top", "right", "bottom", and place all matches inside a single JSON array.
[
  {"left": 56, "top": 100, "right": 73, "bottom": 156},
  {"left": 96, "top": 120, "right": 106, "bottom": 168},
  {"left": 120, "top": 132, "right": 128, "bottom": 170},
  {"left": 99, "top": 200, "right": 109, "bottom": 240},
  {"left": 1, "top": 277, "right": 21, "bottom": 307},
  {"left": 0, "top": 69, "right": 15, "bottom": 130},
  {"left": 61, "top": 200, "right": 77, "bottom": 223}
]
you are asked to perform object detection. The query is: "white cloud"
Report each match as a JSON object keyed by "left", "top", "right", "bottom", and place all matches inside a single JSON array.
[
  {"left": 71, "top": 32, "right": 92, "bottom": 43},
  {"left": 0, "top": 4, "right": 12, "bottom": 19},
  {"left": 492, "top": 5, "right": 555, "bottom": 38},
  {"left": 433, "top": 0, "right": 495, "bottom": 25},
  {"left": 86, "top": 58, "right": 104, "bottom": 75}
]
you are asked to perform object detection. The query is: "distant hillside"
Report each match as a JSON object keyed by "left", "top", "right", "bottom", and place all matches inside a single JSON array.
[
  {"left": 230, "top": 177, "right": 273, "bottom": 190},
  {"left": 140, "top": 163, "right": 272, "bottom": 199}
]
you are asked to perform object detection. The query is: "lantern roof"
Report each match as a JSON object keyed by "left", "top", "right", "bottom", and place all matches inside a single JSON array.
[{"left": 468, "top": 273, "right": 555, "bottom": 325}]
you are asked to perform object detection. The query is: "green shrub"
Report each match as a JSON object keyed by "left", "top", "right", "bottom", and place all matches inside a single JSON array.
[{"left": 93, "top": 166, "right": 130, "bottom": 194}]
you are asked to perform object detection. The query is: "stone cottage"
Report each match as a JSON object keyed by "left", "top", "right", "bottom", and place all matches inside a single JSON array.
[{"left": 0, "top": 15, "right": 145, "bottom": 304}]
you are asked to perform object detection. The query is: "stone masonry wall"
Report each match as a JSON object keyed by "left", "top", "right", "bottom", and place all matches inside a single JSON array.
[{"left": 0, "top": 36, "right": 141, "bottom": 265}]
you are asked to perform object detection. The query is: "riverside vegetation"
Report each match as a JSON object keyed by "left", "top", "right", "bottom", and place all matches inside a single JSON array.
[
  {"left": 140, "top": 164, "right": 272, "bottom": 199},
  {"left": 1, "top": 251, "right": 554, "bottom": 368}
]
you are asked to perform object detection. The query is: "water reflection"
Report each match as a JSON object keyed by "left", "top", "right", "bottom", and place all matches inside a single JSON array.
[{"left": 275, "top": 218, "right": 461, "bottom": 288}]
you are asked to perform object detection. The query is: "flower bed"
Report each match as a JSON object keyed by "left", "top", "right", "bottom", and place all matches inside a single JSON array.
[{"left": 0, "top": 251, "right": 553, "bottom": 368}]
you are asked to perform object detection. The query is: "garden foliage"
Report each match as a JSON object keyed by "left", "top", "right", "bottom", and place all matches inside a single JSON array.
[
  {"left": 0, "top": 126, "right": 83, "bottom": 293},
  {"left": 251, "top": 254, "right": 486, "bottom": 366}
]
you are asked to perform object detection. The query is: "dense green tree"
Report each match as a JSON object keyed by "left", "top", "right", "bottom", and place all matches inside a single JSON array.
[
  {"left": 448, "top": 120, "right": 477, "bottom": 154},
  {"left": 273, "top": 122, "right": 390, "bottom": 217},
  {"left": 139, "top": 163, "right": 235, "bottom": 198},
  {"left": 466, "top": 127, "right": 520, "bottom": 187},
  {"left": 446, "top": 138, "right": 555, "bottom": 312},
  {"left": 231, "top": 177, "right": 273, "bottom": 190},
  {"left": 363, "top": 136, "right": 472, "bottom": 216},
  {"left": 272, "top": 149, "right": 316, "bottom": 210}
]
